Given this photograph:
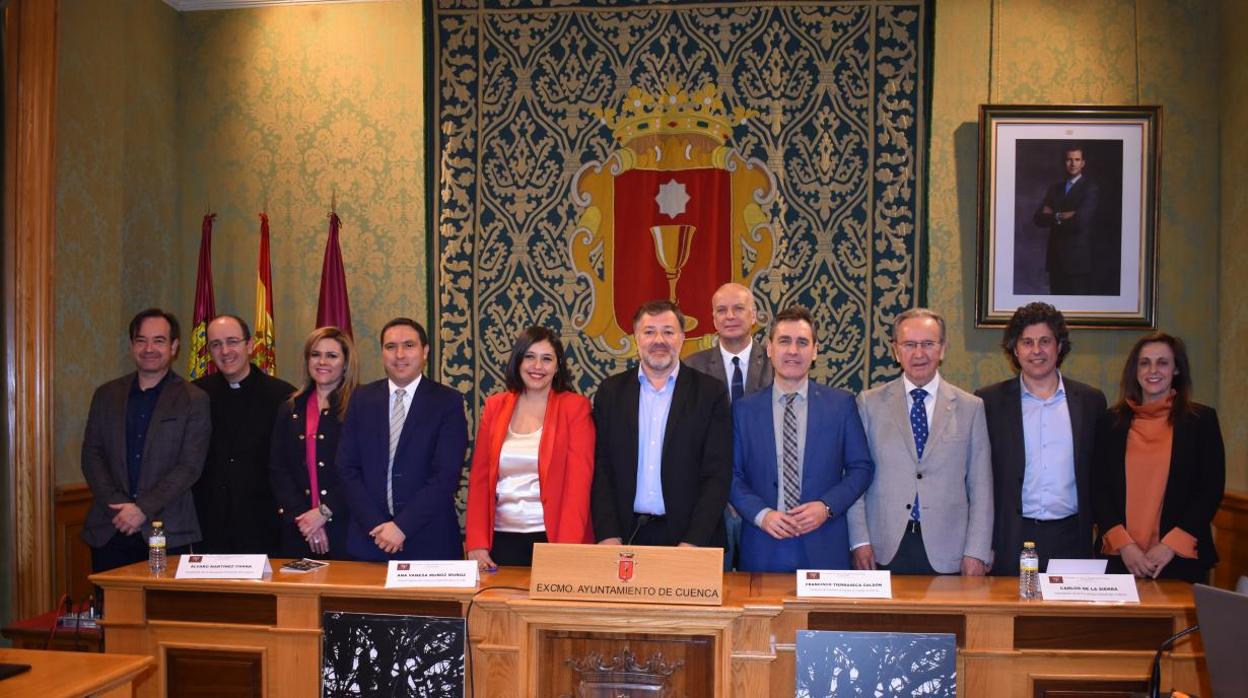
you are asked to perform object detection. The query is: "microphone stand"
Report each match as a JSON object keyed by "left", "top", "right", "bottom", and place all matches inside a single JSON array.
[{"left": 1149, "top": 624, "right": 1199, "bottom": 698}]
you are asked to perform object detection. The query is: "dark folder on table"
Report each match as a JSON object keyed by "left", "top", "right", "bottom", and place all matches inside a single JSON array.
[{"left": 0, "top": 663, "right": 32, "bottom": 681}]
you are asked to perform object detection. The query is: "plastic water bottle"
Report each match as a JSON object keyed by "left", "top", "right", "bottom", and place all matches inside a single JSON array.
[
  {"left": 1019, "top": 541, "right": 1039, "bottom": 600},
  {"left": 148, "top": 520, "right": 167, "bottom": 574}
]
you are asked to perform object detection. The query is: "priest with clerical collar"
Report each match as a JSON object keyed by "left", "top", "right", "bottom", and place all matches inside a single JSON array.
[{"left": 193, "top": 314, "right": 294, "bottom": 555}]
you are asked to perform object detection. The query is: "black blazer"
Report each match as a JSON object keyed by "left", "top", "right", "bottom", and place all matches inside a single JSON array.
[
  {"left": 976, "top": 376, "right": 1106, "bottom": 574},
  {"left": 1033, "top": 176, "right": 1099, "bottom": 276},
  {"left": 1093, "top": 403, "right": 1225, "bottom": 572},
  {"left": 269, "top": 391, "right": 350, "bottom": 559},
  {"left": 591, "top": 364, "right": 732, "bottom": 547}
]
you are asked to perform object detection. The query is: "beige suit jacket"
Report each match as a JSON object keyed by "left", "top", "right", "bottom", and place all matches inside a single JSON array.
[{"left": 847, "top": 375, "right": 994, "bottom": 573}]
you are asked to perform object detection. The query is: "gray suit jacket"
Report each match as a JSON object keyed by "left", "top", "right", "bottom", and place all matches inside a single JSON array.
[
  {"left": 80, "top": 371, "right": 211, "bottom": 548},
  {"left": 685, "top": 339, "right": 772, "bottom": 397},
  {"left": 848, "top": 376, "right": 994, "bottom": 573}
]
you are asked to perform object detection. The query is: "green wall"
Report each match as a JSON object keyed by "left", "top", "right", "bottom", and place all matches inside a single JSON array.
[
  {"left": 52, "top": 0, "right": 1245, "bottom": 490},
  {"left": 54, "top": 0, "right": 182, "bottom": 485},
  {"left": 928, "top": 0, "right": 1240, "bottom": 492}
]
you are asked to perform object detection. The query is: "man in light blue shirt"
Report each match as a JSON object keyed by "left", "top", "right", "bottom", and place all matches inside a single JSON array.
[
  {"left": 591, "top": 300, "right": 733, "bottom": 548},
  {"left": 977, "top": 303, "right": 1106, "bottom": 574}
]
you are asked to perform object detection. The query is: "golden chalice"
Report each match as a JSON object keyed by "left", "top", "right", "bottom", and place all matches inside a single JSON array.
[{"left": 649, "top": 224, "right": 698, "bottom": 332}]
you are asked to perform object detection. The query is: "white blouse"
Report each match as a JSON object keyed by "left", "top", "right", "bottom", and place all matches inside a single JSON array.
[{"left": 494, "top": 426, "right": 545, "bottom": 533}]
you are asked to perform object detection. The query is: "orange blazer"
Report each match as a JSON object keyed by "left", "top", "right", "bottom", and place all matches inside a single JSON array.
[{"left": 464, "top": 390, "right": 596, "bottom": 551}]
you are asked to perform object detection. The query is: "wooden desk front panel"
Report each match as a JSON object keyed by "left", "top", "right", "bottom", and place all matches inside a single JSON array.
[{"left": 91, "top": 563, "right": 1205, "bottom": 698}]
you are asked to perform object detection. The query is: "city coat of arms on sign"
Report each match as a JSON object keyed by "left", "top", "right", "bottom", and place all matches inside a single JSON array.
[{"left": 570, "top": 84, "right": 778, "bottom": 356}]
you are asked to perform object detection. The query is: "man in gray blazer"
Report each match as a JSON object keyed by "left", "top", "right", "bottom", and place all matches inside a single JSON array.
[
  {"left": 848, "top": 308, "right": 993, "bottom": 575},
  {"left": 81, "top": 308, "right": 211, "bottom": 573},
  {"left": 685, "top": 283, "right": 772, "bottom": 400},
  {"left": 686, "top": 282, "right": 772, "bottom": 569}
]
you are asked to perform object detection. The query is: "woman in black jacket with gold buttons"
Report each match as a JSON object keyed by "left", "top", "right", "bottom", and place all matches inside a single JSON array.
[{"left": 269, "top": 327, "right": 359, "bottom": 559}]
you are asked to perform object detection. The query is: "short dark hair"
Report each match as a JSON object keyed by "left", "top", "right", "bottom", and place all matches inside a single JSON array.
[
  {"left": 379, "top": 317, "right": 428, "bottom": 347},
  {"left": 129, "top": 308, "right": 181, "bottom": 343},
  {"left": 1064, "top": 144, "right": 1086, "bottom": 160},
  {"left": 1001, "top": 302, "right": 1071, "bottom": 371},
  {"left": 211, "top": 313, "right": 251, "bottom": 341},
  {"left": 1112, "top": 331, "right": 1197, "bottom": 425},
  {"left": 504, "top": 326, "right": 574, "bottom": 394},
  {"left": 632, "top": 300, "right": 685, "bottom": 332},
  {"left": 769, "top": 305, "right": 815, "bottom": 339}
]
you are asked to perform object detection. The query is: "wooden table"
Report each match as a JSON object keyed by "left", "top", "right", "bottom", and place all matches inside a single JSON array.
[
  {"left": 0, "top": 648, "right": 152, "bottom": 698},
  {"left": 91, "top": 561, "right": 1207, "bottom": 697}
]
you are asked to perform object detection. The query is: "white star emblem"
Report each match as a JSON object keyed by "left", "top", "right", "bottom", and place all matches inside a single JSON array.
[{"left": 655, "top": 179, "right": 690, "bottom": 219}]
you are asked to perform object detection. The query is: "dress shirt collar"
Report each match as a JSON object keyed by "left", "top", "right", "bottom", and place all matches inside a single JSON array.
[
  {"left": 389, "top": 375, "right": 421, "bottom": 398},
  {"left": 1020, "top": 372, "right": 1066, "bottom": 402},
  {"left": 902, "top": 372, "right": 940, "bottom": 401},
  {"left": 718, "top": 340, "right": 753, "bottom": 368},
  {"left": 772, "top": 379, "right": 809, "bottom": 403},
  {"left": 638, "top": 361, "right": 679, "bottom": 392}
]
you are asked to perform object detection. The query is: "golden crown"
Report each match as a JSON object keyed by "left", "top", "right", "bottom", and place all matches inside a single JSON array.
[{"left": 594, "top": 83, "right": 757, "bottom": 146}]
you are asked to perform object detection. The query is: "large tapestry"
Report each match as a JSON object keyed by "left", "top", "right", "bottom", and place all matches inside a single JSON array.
[{"left": 432, "top": 0, "right": 930, "bottom": 413}]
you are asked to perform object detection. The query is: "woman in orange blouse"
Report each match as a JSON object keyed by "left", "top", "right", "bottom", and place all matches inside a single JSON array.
[
  {"left": 465, "top": 326, "right": 595, "bottom": 569},
  {"left": 1094, "top": 332, "right": 1225, "bottom": 583}
]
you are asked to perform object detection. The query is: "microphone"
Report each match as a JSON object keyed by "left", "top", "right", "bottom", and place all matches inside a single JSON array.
[
  {"left": 625, "top": 514, "right": 652, "bottom": 546},
  {"left": 1148, "top": 624, "right": 1198, "bottom": 698}
]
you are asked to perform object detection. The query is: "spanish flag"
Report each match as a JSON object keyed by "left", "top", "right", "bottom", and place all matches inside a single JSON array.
[
  {"left": 251, "top": 213, "right": 277, "bottom": 375},
  {"left": 187, "top": 213, "right": 217, "bottom": 379}
]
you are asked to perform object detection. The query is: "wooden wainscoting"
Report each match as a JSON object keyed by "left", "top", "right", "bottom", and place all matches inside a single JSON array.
[
  {"left": 54, "top": 483, "right": 94, "bottom": 605},
  {"left": 1212, "top": 490, "right": 1248, "bottom": 589}
]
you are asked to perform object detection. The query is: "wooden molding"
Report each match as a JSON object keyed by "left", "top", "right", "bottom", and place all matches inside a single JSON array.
[
  {"left": 1212, "top": 489, "right": 1248, "bottom": 589},
  {"left": 5, "top": 0, "right": 58, "bottom": 619}
]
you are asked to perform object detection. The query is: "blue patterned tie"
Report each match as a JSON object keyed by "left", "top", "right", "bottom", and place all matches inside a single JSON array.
[
  {"left": 1065, "top": 179, "right": 1074, "bottom": 194},
  {"left": 731, "top": 356, "right": 745, "bottom": 402},
  {"left": 909, "top": 387, "right": 928, "bottom": 522}
]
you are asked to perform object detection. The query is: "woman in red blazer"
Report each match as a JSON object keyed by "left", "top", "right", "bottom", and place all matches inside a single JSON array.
[{"left": 465, "top": 326, "right": 595, "bottom": 568}]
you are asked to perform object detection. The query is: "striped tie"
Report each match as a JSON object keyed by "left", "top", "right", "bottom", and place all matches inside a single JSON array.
[
  {"left": 386, "top": 388, "right": 407, "bottom": 516},
  {"left": 781, "top": 393, "right": 800, "bottom": 511}
]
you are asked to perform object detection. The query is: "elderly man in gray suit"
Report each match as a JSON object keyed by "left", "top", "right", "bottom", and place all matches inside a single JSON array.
[
  {"left": 686, "top": 282, "right": 772, "bottom": 569},
  {"left": 848, "top": 308, "right": 993, "bottom": 575},
  {"left": 81, "top": 308, "right": 211, "bottom": 573}
]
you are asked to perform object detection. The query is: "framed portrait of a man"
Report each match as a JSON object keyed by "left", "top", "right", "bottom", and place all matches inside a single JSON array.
[{"left": 976, "top": 105, "right": 1160, "bottom": 328}]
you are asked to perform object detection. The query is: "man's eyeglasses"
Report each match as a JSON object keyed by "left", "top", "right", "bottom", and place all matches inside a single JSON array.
[{"left": 207, "top": 337, "right": 247, "bottom": 351}]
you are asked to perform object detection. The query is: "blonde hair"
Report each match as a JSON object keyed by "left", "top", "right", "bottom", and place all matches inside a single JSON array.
[{"left": 289, "top": 326, "right": 359, "bottom": 420}]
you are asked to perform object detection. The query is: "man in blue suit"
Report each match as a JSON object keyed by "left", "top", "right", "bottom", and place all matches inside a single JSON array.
[
  {"left": 337, "top": 318, "right": 467, "bottom": 561},
  {"left": 730, "top": 306, "right": 874, "bottom": 572}
]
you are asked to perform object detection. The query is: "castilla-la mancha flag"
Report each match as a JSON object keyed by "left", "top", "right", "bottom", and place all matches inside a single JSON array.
[
  {"left": 251, "top": 212, "right": 277, "bottom": 375},
  {"left": 187, "top": 213, "right": 218, "bottom": 379},
  {"left": 316, "top": 211, "right": 352, "bottom": 338}
]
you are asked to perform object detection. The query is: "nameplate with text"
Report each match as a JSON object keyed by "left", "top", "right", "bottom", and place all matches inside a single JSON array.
[
  {"left": 384, "top": 560, "right": 478, "bottom": 589},
  {"left": 175, "top": 554, "right": 271, "bottom": 580},
  {"left": 529, "top": 543, "right": 723, "bottom": 606},
  {"left": 1039, "top": 573, "right": 1139, "bottom": 603},
  {"left": 797, "top": 569, "right": 892, "bottom": 598}
]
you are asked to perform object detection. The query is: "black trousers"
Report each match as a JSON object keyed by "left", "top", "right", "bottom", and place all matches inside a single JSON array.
[
  {"left": 1020, "top": 514, "right": 1085, "bottom": 573},
  {"left": 90, "top": 531, "right": 191, "bottom": 574},
  {"left": 879, "top": 523, "right": 938, "bottom": 575},
  {"left": 491, "top": 531, "right": 548, "bottom": 567}
]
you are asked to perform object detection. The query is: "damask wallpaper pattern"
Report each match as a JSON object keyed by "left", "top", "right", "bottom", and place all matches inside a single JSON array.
[
  {"left": 432, "top": 0, "right": 931, "bottom": 417},
  {"left": 50, "top": 0, "right": 1245, "bottom": 490}
]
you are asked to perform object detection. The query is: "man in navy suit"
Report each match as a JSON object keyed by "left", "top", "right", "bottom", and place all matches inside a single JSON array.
[
  {"left": 337, "top": 318, "right": 467, "bottom": 561},
  {"left": 730, "top": 306, "right": 874, "bottom": 572},
  {"left": 1033, "top": 145, "right": 1099, "bottom": 295}
]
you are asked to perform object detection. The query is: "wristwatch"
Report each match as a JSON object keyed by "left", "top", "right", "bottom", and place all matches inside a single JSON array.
[{"left": 318, "top": 503, "right": 333, "bottom": 522}]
